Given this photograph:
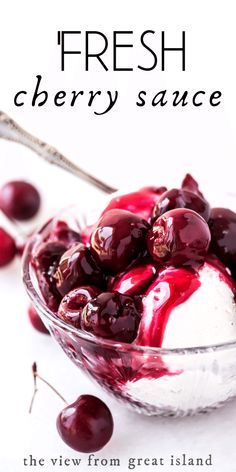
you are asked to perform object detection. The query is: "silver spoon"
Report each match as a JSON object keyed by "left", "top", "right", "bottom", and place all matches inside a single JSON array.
[{"left": 0, "top": 111, "right": 116, "bottom": 194}]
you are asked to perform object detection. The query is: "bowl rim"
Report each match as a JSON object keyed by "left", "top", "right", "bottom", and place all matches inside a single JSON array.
[{"left": 22, "top": 202, "right": 236, "bottom": 357}]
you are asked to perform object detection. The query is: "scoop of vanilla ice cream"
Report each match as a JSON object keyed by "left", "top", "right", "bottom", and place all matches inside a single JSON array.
[
  {"left": 125, "top": 262, "right": 236, "bottom": 413},
  {"left": 162, "top": 262, "right": 236, "bottom": 348},
  {"left": 136, "top": 260, "right": 236, "bottom": 349}
]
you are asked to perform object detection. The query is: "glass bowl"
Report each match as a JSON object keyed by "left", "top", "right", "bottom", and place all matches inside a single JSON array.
[{"left": 22, "top": 203, "right": 236, "bottom": 417}]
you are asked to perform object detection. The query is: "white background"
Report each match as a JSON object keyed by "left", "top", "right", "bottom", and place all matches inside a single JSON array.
[{"left": 0, "top": 1, "right": 236, "bottom": 471}]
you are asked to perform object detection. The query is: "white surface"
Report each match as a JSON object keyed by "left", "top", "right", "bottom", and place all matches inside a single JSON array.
[{"left": 0, "top": 1, "right": 236, "bottom": 471}]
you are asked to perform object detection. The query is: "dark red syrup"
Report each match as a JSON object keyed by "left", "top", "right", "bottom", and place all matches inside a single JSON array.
[{"left": 136, "top": 267, "right": 201, "bottom": 347}]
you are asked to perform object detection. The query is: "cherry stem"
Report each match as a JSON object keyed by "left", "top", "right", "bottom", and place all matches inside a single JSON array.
[{"left": 29, "top": 362, "right": 68, "bottom": 414}]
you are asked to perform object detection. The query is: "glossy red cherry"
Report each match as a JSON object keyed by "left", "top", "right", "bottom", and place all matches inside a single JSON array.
[
  {"left": 153, "top": 188, "right": 210, "bottom": 221},
  {"left": 49, "top": 220, "right": 81, "bottom": 247},
  {"left": 111, "top": 263, "right": 157, "bottom": 295},
  {"left": 0, "top": 227, "right": 16, "bottom": 267},
  {"left": 208, "top": 208, "right": 236, "bottom": 276},
  {"left": 81, "top": 291, "right": 141, "bottom": 342},
  {"left": 90, "top": 209, "right": 150, "bottom": 274},
  {"left": 0, "top": 180, "right": 40, "bottom": 220},
  {"left": 101, "top": 187, "right": 167, "bottom": 221},
  {"left": 33, "top": 241, "right": 66, "bottom": 311},
  {"left": 57, "top": 395, "right": 113, "bottom": 453},
  {"left": 57, "top": 286, "right": 101, "bottom": 329},
  {"left": 54, "top": 243, "right": 104, "bottom": 297},
  {"left": 33, "top": 241, "right": 66, "bottom": 272},
  {"left": 81, "top": 224, "right": 94, "bottom": 246},
  {"left": 28, "top": 304, "right": 50, "bottom": 334},
  {"left": 148, "top": 208, "right": 211, "bottom": 267}
]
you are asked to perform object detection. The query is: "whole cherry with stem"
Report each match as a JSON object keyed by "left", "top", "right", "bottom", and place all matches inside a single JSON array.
[{"left": 29, "top": 363, "right": 114, "bottom": 453}]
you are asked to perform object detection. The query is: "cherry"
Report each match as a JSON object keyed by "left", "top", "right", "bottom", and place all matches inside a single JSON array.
[
  {"left": 32, "top": 241, "right": 66, "bottom": 311},
  {"left": 147, "top": 208, "right": 211, "bottom": 267},
  {"left": 57, "top": 395, "right": 113, "bottom": 453},
  {"left": 81, "top": 291, "right": 141, "bottom": 342},
  {"left": 49, "top": 220, "right": 81, "bottom": 247},
  {"left": 81, "top": 187, "right": 166, "bottom": 246},
  {"left": 101, "top": 187, "right": 167, "bottom": 221},
  {"left": 0, "top": 227, "right": 16, "bottom": 267},
  {"left": 54, "top": 243, "right": 104, "bottom": 298},
  {"left": 111, "top": 263, "right": 157, "bottom": 295},
  {"left": 208, "top": 208, "right": 236, "bottom": 276},
  {"left": 29, "top": 364, "right": 113, "bottom": 453},
  {"left": 58, "top": 286, "right": 101, "bottom": 329},
  {"left": 28, "top": 304, "right": 50, "bottom": 334},
  {"left": 90, "top": 209, "right": 150, "bottom": 274},
  {"left": 33, "top": 241, "right": 66, "bottom": 272},
  {"left": 0, "top": 180, "right": 40, "bottom": 220},
  {"left": 81, "top": 224, "right": 94, "bottom": 246},
  {"left": 153, "top": 188, "right": 210, "bottom": 221}
]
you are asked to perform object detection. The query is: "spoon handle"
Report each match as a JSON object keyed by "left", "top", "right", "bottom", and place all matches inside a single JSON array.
[{"left": 0, "top": 111, "right": 116, "bottom": 195}]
